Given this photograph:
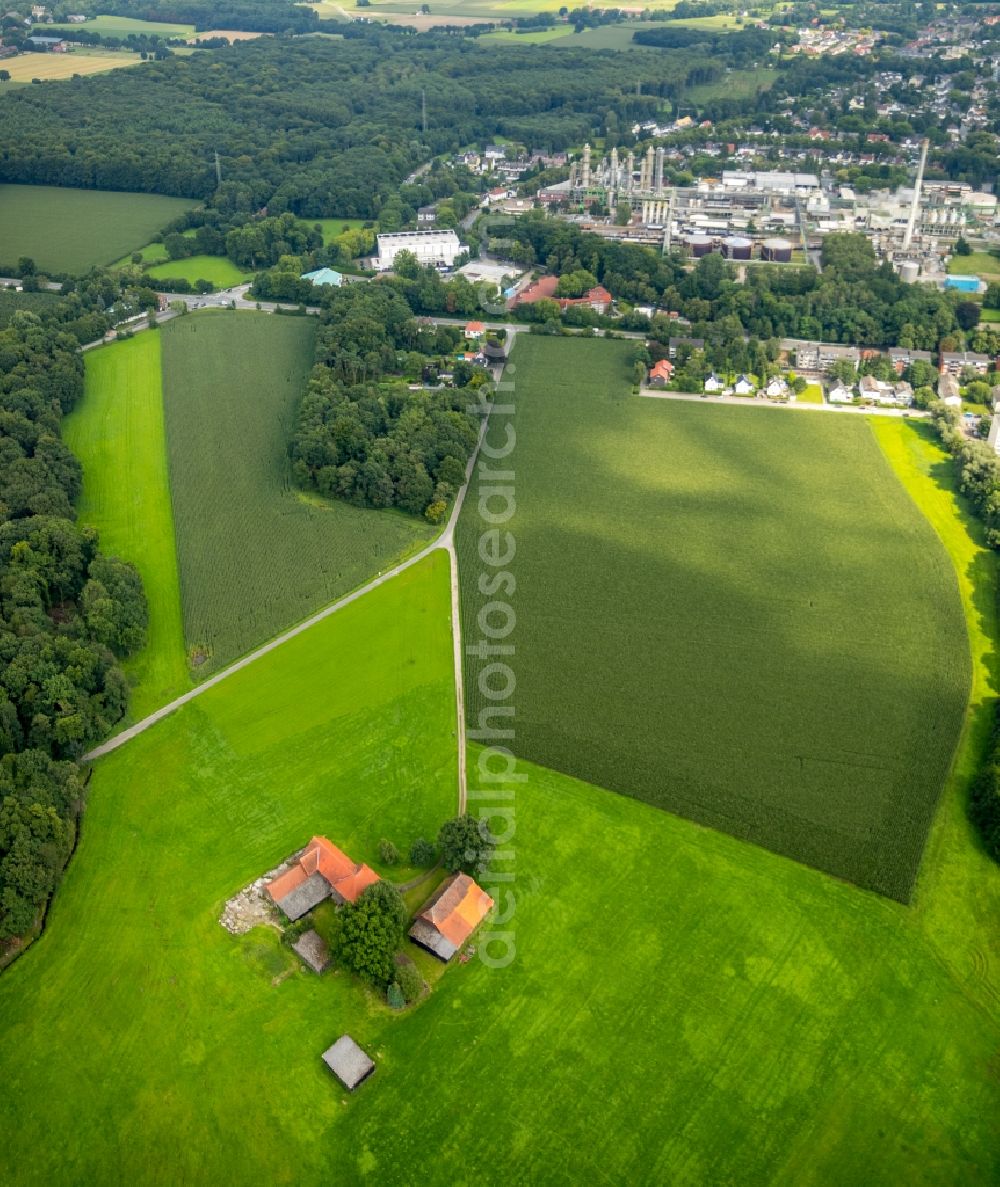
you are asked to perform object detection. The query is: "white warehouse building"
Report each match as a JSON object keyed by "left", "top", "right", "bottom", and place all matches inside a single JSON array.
[{"left": 375, "top": 230, "right": 465, "bottom": 271}]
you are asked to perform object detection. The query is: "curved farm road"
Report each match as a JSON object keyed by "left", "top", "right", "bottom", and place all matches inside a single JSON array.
[{"left": 83, "top": 380, "right": 502, "bottom": 816}]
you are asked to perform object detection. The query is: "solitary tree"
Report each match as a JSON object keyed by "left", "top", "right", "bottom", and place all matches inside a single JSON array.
[{"left": 438, "top": 813, "right": 494, "bottom": 875}]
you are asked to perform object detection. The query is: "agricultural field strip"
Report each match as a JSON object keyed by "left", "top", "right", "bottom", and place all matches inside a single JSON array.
[{"left": 84, "top": 376, "right": 496, "bottom": 805}]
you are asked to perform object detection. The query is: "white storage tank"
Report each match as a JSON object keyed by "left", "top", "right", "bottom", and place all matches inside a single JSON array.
[
  {"left": 686, "top": 234, "right": 716, "bottom": 258},
  {"left": 899, "top": 260, "right": 919, "bottom": 283}
]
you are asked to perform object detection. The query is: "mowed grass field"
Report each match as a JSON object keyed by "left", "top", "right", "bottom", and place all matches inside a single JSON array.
[
  {"left": 0, "top": 184, "right": 197, "bottom": 274},
  {"left": 161, "top": 311, "right": 434, "bottom": 671},
  {"left": 145, "top": 254, "right": 251, "bottom": 288},
  {"left": 458, "top": 337, "right": 969, "bottom": 900},
  {"left": 0, "top": 48, "right": 143, "bottom": 83},
  {"left": 947, "top": 250, "right": 1000, "bottom": 279},
  {"left": 63, "top": 335, "right": 189, "bottom": 717},
  {"left": 0, "top": 534, "right": 996, "bottom": 1183},
  {"left": 49, "top": 14, "right": 196, "bottom": 37}
]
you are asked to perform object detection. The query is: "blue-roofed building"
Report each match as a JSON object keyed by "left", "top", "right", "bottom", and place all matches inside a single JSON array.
[
  {"left": 944, "top": 274, "right": 983, "bottom": 294},
  {"left": 301, "top": 267, "right": 343, "bottom": 288}
]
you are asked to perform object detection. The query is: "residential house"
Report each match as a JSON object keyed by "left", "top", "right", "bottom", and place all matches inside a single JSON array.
[
  {"left": 888, "top": 346, "right": 934, "bottom": 374},
  {"left": 558, "top": 285, "right": 612, "bottom": 315},
  {"left": 733, "top": 374, "right": 756, "bottom": 395},
  {"left": 465, "top": 320, "right": 485, "bottom": 340},
  {"left": 765, "top": 376, "right": 789, "bottom": 398},
  {"left": 266, "top": 837, "right": 379, "bottom": 921},
  {"left": 647, "top": 359, "right": 674, "bottom": 388},
  {"left": 416, "top": 204, "right": 437, "bottom": 225},
  {"left": 937, "top": 372, "right": 962, "bottom": 406},
  {"left": 940, "top": 350, "right": 990, "bottom": 375},
  {"left": 668, "top": 336, "right": 705, "bottom": 360},
  {"left": 408, "top": 873, "right": 494, "bottom": 962},
  {"left": 828, "top": 383, "right": 855, "bottom": 404},
  {"left": 704, "top": 373, "right": 724, "bottom": 393}
]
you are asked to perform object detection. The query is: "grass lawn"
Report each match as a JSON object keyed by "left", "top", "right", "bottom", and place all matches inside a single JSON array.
[
  {"left": 0, "top": 184, "right": 196, "bottom": 275},
  {"left": 796, "top": 381, "right": 824, "bottom": 404},
  {"left": 145, "top": 254, "right": 251, "bottom": 289},
  {"left": 947, "top": 250, "right": 1000, "bottom": 279},
  {"left": 310, "top": 217, "right": 372, "bottom": 244},
  {"left": 481, "top": 26, "right": 572, "bottom": 44},
  {"left": 161, "top": 311, "right": 434, "bottom": 672},
  {"left": 49, "top": 14, "right": 196, "bottom": 37},
  {"left": 0, "top": 530, "right": 996, "bottom": 1181},
  {"left": 0, "top": 47, "right": 143, "bottom": 83},
  {"left": 979, "top": 306, "right": 1000, "bottom": 322},
  {"left": 63, "top": 334, "right": 189, "bottom": 717},
  {"left": 686, "top": 64, "right": 776, "bottom": 102},
  {"left": 457, "top": 337, "right": 969, "bottom": 901},
  {"left": 0, "top": 553, "right": 465, "bottom": 1185}
]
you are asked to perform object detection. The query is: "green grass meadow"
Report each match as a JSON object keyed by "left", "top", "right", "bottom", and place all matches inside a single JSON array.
[
  {"left": 0, "top": 533, "right": 996, "bottom": 1182},
  {"left": 146, "top": 254, "right": 252, "bottom": 289},
  {"left": 458, "top": 337, "right": 969, "bottom": 900},
  {"left": 947, "top": 250, "right": 1000, "bottom": 280},
  {"left": 161, "top": 311, "right": 434, "bottom": 671},
  {"left": 0, "top": 184, "right": 197, "bottom": 274},
  {"left": 63, "top": 334, "right": 189, "bottom": 717},
  {"left": 50, "top": 14, "right": 196, "bottom": 38}
]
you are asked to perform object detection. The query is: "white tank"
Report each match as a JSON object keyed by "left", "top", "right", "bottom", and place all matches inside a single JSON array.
[{"left": 899, "top": 260, "right": 919, "bottom": 283}]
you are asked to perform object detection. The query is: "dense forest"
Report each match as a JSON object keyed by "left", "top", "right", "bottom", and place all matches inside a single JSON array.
[
  {"left": 0, "top": 32, "right": 690, "bottom": 214},
  {"left": 291, "top": 284, "right": 481, "bottom": 521},
  {"left": 0, "top": 301, "right": 147, "bottom": 949}
]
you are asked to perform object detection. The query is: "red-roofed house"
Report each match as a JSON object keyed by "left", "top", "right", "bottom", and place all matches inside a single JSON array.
[
  {"left": 409, "top": 873, "right": 494, "bottom": 961},
  {"left": 558, "top": 285, "right": 613, "bottom": 315},
  {"left": 647, "top": 359, "right": 674, "bottom": 387},
  {"left": 266, "top": 837, "right": 380, "bottom": 921},
  {"left": 511, "top": 274, "right": 559, "bottom": 307},
  {"left": 465, "top": 321, "right": 485, "bottom": 339}
]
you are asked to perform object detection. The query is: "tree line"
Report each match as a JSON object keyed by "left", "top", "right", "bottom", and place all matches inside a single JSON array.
[{"left": 0, "top": 298, "right": 148, "bottom": 948}]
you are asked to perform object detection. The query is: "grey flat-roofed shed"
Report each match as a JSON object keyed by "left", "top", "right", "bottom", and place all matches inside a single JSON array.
[{"left": 322, "top": 1035, "right": 374, "bottom": 1090}]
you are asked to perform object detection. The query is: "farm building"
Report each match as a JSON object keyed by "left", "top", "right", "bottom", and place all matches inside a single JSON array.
[
  {"left": 292, "top": 929, "right": 330, "bottom": 974},
  {"left": 322, "top": 1036, "right": 374, "bottom": 1091},
  {"left": 647, "top": 359, "right": 674, "bottom": 387},
  {"left": 300, "top": 267, "right": 342, "bottom": 288},
  {"left": 26, "top": 34, "right": 68, "bottom": 50},
  {"left": 409, "top": 873, "right": 494, "bottom": 962},
  {"left": 266, "top": 837, "right": 379, "bottom": 921}
]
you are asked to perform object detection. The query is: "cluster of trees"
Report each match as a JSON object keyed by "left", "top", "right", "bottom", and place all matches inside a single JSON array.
[
  {"left": 290, "top": 284, "right": 481, "bottom": 522},
  {"left": 0, "top": 306, "right": 147, "bottom": 944},
  {"left": 0, "top": 32, "right": 695, "bottom": 212}
]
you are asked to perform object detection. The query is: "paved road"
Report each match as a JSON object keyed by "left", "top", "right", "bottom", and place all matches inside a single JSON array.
[{"left": 638, "top": 389, "right": 929, "bottom": 419}]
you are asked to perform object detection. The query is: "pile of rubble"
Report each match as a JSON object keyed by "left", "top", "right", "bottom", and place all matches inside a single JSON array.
[{"left": 219, "top": 851, "right": 300, "bottom": 935}]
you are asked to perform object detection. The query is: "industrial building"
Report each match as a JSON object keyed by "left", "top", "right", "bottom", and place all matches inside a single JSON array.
[{"left": 374, "top": 230, "right": 465, "bottom": 272}]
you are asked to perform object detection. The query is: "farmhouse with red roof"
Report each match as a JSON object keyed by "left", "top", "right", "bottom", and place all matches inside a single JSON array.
[
  {"left": 647, "top": 359, "right": 674, "bottom": 387},
  {"left": 266, "top": 837, "right": 380, "bottom": 921},
  {"left": 408, "top": 873, "right": 494, "bottom": 961}
]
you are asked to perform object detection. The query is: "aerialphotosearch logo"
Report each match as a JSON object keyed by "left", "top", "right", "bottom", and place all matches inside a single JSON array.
[{"left": 467, "top": 259, "right": 519, "bottom": 969}]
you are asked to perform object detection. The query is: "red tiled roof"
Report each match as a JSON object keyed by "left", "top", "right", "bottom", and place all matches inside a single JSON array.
[
  {"left": 514, "top": 275, "right": 559, "bottom": 304},
  {"left": 266, "top": 836, "right": 380, "bottom": 908},
  {"left": 466, "top": 320, "right": 485, "bottom": 332},
  {"left": 418, "top": 873, "right": 494, "bottom": 949},
  {"left": 649, "top": 359, "right": 673, "bottom": 380}
]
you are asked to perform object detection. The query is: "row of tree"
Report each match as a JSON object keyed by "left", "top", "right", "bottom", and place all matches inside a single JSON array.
[{"left": 0, "top": 300, "right": 148, "bottom": 945}]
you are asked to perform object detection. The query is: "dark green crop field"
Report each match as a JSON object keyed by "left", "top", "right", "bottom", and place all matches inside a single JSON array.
[
  {"left": 0, "top": 184, "right": 196, "bottom": 274},
  {"left": 161, "top": 312, "right": 433, "bottom": 671},
  {"left": 457, "top": 336, "right": 969, "bottom": 900}
]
